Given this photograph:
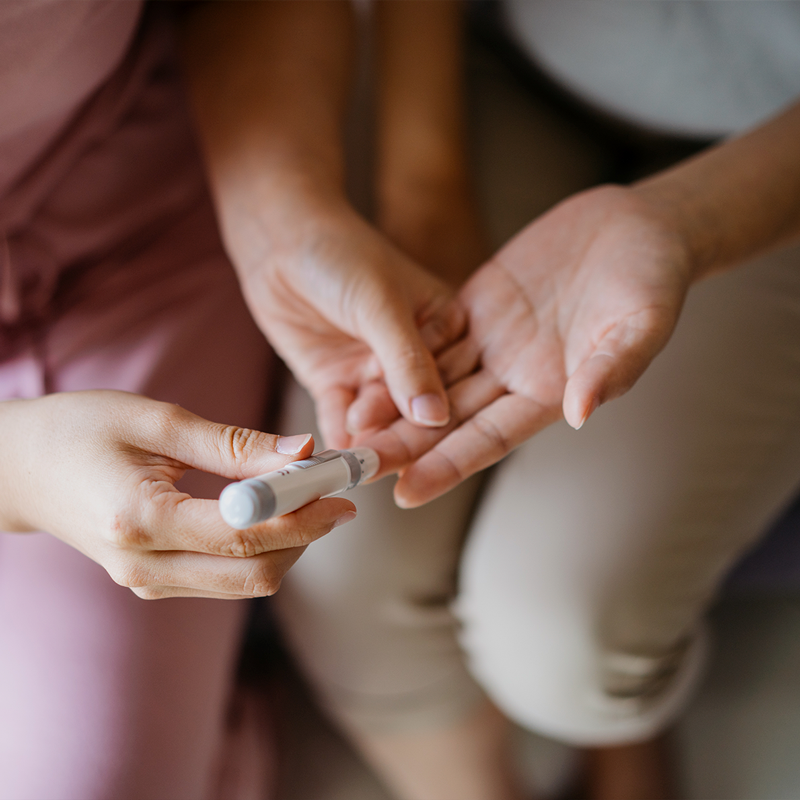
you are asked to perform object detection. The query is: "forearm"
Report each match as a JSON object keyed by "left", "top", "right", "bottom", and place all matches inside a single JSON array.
[
  {"left": 375, "top": 1, "right": 484, "bottom": 283},
  {"left": 635, "top": 99, "right": 800, "bottom": 280},
  {"left": 179, "top": 0, "right": 356, "bottom": 270},
  {"left": 375, "top": 0, "right": 469, "bottom": 199}
]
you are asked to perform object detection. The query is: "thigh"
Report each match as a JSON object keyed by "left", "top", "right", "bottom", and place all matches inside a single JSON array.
[
  {"left": 0, "top": 207, "right": 272, "bottom": 798},
  {"left": 0, "top": 533, "right": 247, "bottom": 800},
  {"left": 273, "top": 381, "right": 486, "bottom": 734},
  {"left": 456, "top": 243, "right": 800, "bottom": 745},
  {"left": 270, "top": 47, "right": 616, "bottom": 737}
]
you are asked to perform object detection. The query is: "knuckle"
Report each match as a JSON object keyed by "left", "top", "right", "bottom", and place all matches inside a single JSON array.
[
  {"left": 104, "top": 513, "right": 152, "bottom": 551},
  {"left": 130, "top": 585, "right": 165, "bottom": 601},
  {"left": 295, "top": 517, "right": 333, "bottom": 547},
  {"left": 218, "top": 425, "right": 262, "bottom": 468},
  {"left": 106, "top": 558, "right": 151, "bottom": 591},
  {"left": 242, "top": 562, "right": 281, "bottom": 597},
  {"left": 432, "top": 448, "right": 467, "bottom": 487},
  {"left": 224, "top": 530, "right": 260, "bottom": 559},
  {"left": 424, "top": 306, "right": 462, "bottom": 345},
  {"left": 144, "top": 401, "right": 187, "bottom": 441},
  {"left": 390, "top": 343, "right": 433, "bottom": 376},
  {"left": 472, "top": 415, "right": 511, "bottom": 460}
]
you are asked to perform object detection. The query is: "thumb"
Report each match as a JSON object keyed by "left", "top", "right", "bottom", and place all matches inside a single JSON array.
[
  {"left": 137, "top": 404, "right": 315, "bottom": 479},
  {"left": 563, "top": 311, "right": 675, "bottom": 429},
  {"left": 358, "top": 270, "right": 452, "bottom": 428}
]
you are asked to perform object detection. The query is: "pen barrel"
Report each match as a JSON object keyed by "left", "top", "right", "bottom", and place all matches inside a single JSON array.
[
  {"left": 264, "top": 457, "right": 351, "bottom": 518},
  {"left": 219, "top": 448, "right": 379, "bottom": 529}
]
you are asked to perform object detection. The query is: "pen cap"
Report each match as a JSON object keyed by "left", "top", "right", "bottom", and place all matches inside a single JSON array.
[
  {"left": 219, "top": 481, "right": 274, "bottom": 529},
  {"left": 350, "top": 447, "right": 379, "bottom": 483}
]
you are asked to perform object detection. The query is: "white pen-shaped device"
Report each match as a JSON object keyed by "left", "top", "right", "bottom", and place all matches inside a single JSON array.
[{"left": 219, "top": 448, "right": 380, "bottom": 529}]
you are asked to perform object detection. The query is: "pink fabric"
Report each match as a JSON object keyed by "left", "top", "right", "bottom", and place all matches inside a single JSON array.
[
  {"left": 0, "top": 1, "right": 141, "bottom": 196},
  {"left": 0, "top": 4, "right": 278, "bottom": 799}
]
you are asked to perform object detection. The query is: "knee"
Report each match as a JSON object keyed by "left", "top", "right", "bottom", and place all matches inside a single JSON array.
[{"left": 454, "top": 561, "right": 708, "bottom": 747}]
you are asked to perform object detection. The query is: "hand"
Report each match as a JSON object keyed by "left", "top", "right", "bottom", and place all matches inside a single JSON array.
[
  {"left": 225, "top": 196, "right": 466, "bottom": 448},
  {"left": 361, "top": 184, "right": 693, "bottom": 505},
  {"left": 0, "top": 391, "right": 356, "bottom": 599},
  {"left": 343, "top": 175, "right": 488, "bottom": 436}
]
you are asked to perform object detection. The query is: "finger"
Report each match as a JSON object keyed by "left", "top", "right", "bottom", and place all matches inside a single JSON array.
[
  {"left": 347, "top": 328, "right": 480, "bottom": 436},
  {"left": 346, "top": 381, "right": 400, "bottom": 434},
  {"left": 394, "top": 393, "right": 560, "bottom": 507},
  {"left": 129, "top": 586, "right": 255, "bottom": 600},
  {"left": 118, "top": 545, "right": 310, "bottom": 599},
  {"left": 436, "top": 336, "right": 482, "bottom": 387},
  {"left": 563, "top": 310, "right": 674, "bottom": 429},
  {"left": 134, "top": 403, "right": 316, "bottom": 479},
  {"left": 137, "top": 487, "right": 355, "bottom": 556},
  {"left": 313, "top": 385, "right": 354, "bottom": 450},
  {"left": 418, "top": 297, "right": 468, "bottom": 356},
  {"left": 361, "top": 291, "right": 450, "bottom": 429},
  {"left": 363, "top": 368, "right": 506, "bottom": 478}
]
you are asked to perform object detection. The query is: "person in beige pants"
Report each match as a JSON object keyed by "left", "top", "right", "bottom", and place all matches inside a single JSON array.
[{"left": 273, "top": 4, "right": 800, "bottom": 799}]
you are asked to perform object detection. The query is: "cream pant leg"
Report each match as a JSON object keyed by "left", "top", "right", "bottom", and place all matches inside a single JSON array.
[
  {"left": 273, "top": 47, "right": 800, "bottom": 746},
  {"left": 275, "top": 381, "right": 487, "bottom": 734},
  {"left": 456, "top": 241, "right": 800, "bottom": 745}
]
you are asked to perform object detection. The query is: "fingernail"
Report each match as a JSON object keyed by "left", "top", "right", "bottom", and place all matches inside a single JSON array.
[
  {"left": 575, "top": 398, "right": 600, "bottom": 430},
  {"left": 277, "top": 433, "right": 313, "bottom": 454},
  {"left": 333, "top": 510, "right": 357, "bottom": 528},
  {"left": 411, "top": 393, "right": 449, "bottom": 426}
]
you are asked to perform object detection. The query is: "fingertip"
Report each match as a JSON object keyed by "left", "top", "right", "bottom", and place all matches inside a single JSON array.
[
  {"left": 393, "top": 480, "right": 425, "bottom": 509},
  {"left": 393, "top": 490, "right": 414, "bottom": 509},
  {"left": 346, "top": 384, "right": 401, "bottom": 434},
  {"left": 410, "top": 393, "right": 450, "bottom": 427},
  {"left": 564, "top": 391, "right": 599, "bottom": 430},
  {"left": 333, "top": 510, "right": 357, "bottom": 528},
  {"left": 276, "top": 433, "right": 314, "bottom": 455}
]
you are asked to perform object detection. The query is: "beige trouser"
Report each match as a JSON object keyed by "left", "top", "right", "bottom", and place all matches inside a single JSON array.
[{"left": 273, "top": 47, "right": 800, "bottom": 746}]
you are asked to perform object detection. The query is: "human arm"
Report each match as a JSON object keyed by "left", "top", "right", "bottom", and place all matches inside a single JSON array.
[
  {"left": 360, "top": 99, "right": 800, "bottom": 506},
  {"left": 179, "top": 1, "right": 460, "bottom": 448},
  {"left": 342, "top": 0, "right": 488, "bottom": 434},
  {"left": 0, "top": 391, "right": 355, "bottom": 598},
  {"left": 374, "top": 0, "right": 485, "bottom": 285}
]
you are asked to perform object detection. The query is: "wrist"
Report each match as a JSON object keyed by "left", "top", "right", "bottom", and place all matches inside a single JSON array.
[
  {"left": 632, "top": 174, "right": 719, "bottom": 284},
  {"left": 212, "top": 161, "right": 353, "bottom": 279}
]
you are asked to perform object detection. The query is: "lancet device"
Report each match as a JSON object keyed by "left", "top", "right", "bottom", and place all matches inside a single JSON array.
[{"left": 219, "top": 448, "right": 380, "bottom": 529}]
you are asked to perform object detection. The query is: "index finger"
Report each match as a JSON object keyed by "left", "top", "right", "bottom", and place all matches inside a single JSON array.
[
  {"left": 393, "top": 393, "right": 559, "bottom": 507},
  {"left": 132, "top": 489, "right": 356, "bottom": 557},
  {"left": 362, "top": 370, "right": 559, "bottom": 506}
]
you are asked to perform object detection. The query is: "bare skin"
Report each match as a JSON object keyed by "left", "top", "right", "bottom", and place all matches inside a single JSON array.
[
  {"left": 181, "top": 4, "right": 524, "bottom": 800},
  {"left": 181, "top": 1, "right": 459, "bottom": 447},
  {"left": 358, "top": 100, "right": 800, "bottom": 506},
  {"left": 0, "top": 391, "right": 355, "bottom": 599},
  {"left": 586, "top": 736, "right": 677, "bottom": 800},
  {"left": 184, "top": 5, "right": 800, "bottom": 800}
]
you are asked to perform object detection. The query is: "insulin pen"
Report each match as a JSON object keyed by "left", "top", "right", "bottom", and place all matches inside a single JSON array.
[{"left": 218, "top": 448, "right": 380, "bottom": 529}]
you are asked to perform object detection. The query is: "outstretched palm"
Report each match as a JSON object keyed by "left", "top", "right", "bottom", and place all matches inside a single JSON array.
[{"left": 362, "top": 185, "right": 693, "bottom": 505}]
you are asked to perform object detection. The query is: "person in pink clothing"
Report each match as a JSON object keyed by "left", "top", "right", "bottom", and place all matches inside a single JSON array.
[
  {"left": 0, "top": 2, "right": 346, "bottom": 797},
  {"left": 0, "top": 2, "right": 465, "bottom": 798}
]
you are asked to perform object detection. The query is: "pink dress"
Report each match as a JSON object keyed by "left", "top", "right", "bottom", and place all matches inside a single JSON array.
[{"left": 0, "top": 3, "right": 275, "bottom": 797}]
